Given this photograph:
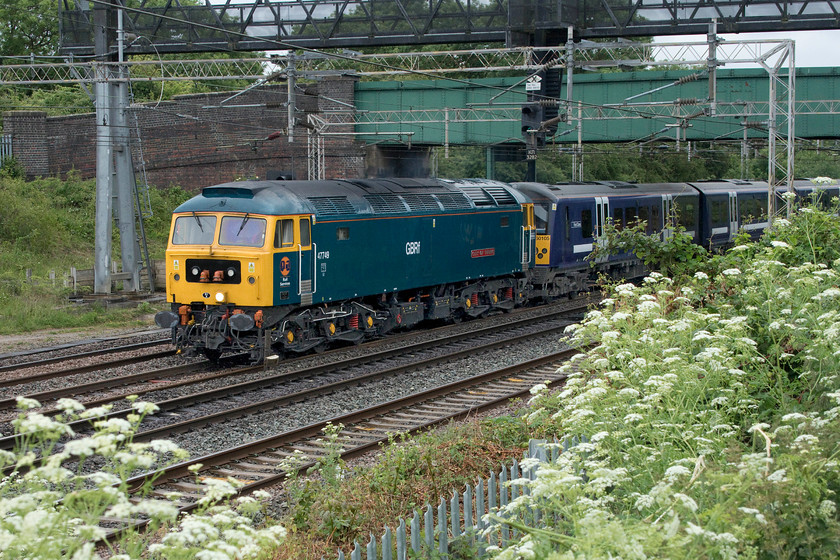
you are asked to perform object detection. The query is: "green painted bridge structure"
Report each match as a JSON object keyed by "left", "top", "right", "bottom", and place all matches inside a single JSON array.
[{"left": 352, "top": 67, "right": 840, "bottom": 148}]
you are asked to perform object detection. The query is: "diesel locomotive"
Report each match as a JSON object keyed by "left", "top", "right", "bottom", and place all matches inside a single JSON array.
[{"left": 155, "top": 177, "right": 831, "bottom": 362}]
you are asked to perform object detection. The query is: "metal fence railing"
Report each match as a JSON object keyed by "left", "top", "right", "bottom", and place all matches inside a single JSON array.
[
  {"left": 0, "top": 133, "right": 12, "bottom": 167},
  {"left": 336, "top": 437, "right": 586, "bottom": 560}
]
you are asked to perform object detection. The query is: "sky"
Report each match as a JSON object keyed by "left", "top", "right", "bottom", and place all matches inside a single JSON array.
[{"left": 654, "top": 30, "right": 840, "bottom": 68}]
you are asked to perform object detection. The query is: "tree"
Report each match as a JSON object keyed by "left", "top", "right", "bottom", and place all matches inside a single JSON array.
[{"left": 0, "top": 0, "right": 57, "bottom": 56}]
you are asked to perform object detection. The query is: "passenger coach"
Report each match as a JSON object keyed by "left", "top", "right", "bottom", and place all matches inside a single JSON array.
[{"left": 511, "top": 181, "right": 700, "bottom": 283}]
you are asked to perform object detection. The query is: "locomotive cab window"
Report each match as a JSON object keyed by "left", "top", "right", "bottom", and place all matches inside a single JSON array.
[
  {"left": 500, "top": 216, "right": 510, "bottom": 227},
  {"left": 172, "top": 215, "right": 216, "bottom": 245},
  {"left": 275, "top": 219, "right": 295, "bottom": 248},
  {"left": 219, "top": 215, "right": 266, "bottom": 247},
  {"left": 300, "top": 218, "right": 311, "bottom": 247},
  {"left": 337, "top": 227, "right": 350, "bottom": 241}
]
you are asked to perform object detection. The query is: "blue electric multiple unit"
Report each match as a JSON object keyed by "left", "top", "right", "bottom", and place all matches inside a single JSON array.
[{"left": 156, "top": 177, "right": 823, "bottom": 362}]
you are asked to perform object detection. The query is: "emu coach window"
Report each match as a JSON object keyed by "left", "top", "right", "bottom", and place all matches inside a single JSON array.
[
  {"left": 710, "top": 199, "right": 727, "bottom": 225},
  {"left": 275, "top": 219, "right": 294, "bottom": 248},
  {"left": 581, "top": 210, "right": 593, "bottom": 238},
  {"left": 676, "top": 199, "right": 697, "bottom": 231},
  {"left": 172, "top": 215, "right": 216, "bottom": 245},
  {"left": 613, "top": 207, "right": 624, "bottom": 230},
  {"left": 638, "top": 207, "right": 649, "bottom": 232}
]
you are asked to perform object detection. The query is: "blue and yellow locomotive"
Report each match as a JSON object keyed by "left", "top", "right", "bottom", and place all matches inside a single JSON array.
[{"left": 155, "top": 178, "right": 540, "bottom": 361}]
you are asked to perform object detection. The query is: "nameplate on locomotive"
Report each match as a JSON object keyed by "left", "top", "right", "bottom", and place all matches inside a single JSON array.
[{"left": 471, "top": 248, "right": 496, "bottom": 258}]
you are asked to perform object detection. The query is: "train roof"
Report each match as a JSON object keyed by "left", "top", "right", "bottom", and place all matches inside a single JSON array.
[
  {"left": 685, "top": 179, "right": 772, "bottom": 194},
  {"left": 511, "top": 181, "right": 698, "bottom": 200},
  {"left": 173, "top": 178, "right": 526, "bottom": 218}
]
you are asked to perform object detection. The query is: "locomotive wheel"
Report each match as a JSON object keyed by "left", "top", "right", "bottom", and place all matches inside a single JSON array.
[{"left": 203, "top": 348, "right": 222, "bottom": 363}]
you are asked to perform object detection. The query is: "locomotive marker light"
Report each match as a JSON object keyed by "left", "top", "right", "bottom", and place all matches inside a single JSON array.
[{"left": 215, "top": 292, "right": 226, "bottom": 303}]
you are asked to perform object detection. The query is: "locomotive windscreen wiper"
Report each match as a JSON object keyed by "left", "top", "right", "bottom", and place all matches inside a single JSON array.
[
  {"left": 192, "top": 211, "right": 203, "bottom": 232},
  {"left": 236, "top": 213, "right": 251, "bottom": 236}
]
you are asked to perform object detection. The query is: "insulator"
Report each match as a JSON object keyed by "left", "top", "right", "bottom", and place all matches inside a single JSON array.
[
  {"left": 538, "top": 99, "right": 559, "bottom": 107},
  {"left": 675, "top": 98, "right": 698, "bottom": 105},
  {"left": 676, "top": 73, "right": 702, "bottom": 85}
]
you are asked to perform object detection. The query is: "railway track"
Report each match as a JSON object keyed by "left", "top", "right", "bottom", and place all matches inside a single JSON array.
[
  {"left": 0, "top": 343, "right": 174, "bottom": 390},
  {"left": 0, "top": 335, "right": 169, "bottom": 367},
  {"left": 0, "top": 297, "right": 591, "bottom": 417},
  {"left": 105, "top": 346, "right": 582, "bottom": 540},
  {"left": 0, "top": 301, "right": 582, "bottom": 450}
]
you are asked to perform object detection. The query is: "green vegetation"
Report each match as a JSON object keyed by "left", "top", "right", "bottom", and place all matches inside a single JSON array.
[
  {"left": 484, "top": 198, "right": 840, "bottom": 559},
  {"left": 0, "top": 172, "right": 190, "bottom": 334},
  {"left": 0, "top": 396, "right": 285, "bottom": 559}
]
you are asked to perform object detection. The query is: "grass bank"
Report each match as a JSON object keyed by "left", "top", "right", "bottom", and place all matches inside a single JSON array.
[{"left": 0, "top": 173, "right": 190, "bottom": 334}]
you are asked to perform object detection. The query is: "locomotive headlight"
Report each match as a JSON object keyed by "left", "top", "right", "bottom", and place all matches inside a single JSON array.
[
  {"left": 227, "top": 267, "right": 236, "bottom": 278},
  {"left": 191, "top": 266, "right": 200, "bottom": 276},
  {"left": 215, "top": 291, "right": 226, "bottom": 303}
]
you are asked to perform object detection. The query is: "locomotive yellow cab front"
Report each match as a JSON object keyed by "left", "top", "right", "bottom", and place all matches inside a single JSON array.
[
  {"left": 155, "top": 202, "right": 316, "bottom": 361},
  {"left": 163, "top": 212, "right": 271, "bottom": 309}
]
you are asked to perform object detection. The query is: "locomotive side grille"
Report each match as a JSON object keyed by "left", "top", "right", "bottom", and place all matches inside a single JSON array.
[
  {"left": 307, "top": 196, "right": 355, "bottom": 216},
  {"left": 401, "top": 193, "right": 442, "bottom": 212},
  {"left": 460, "top": 186, "right": 494, "bottom": 206},
  {"left": 364, "top": 194, "right": 409, "bottom": 214},
  {"left": 482, "top": 186, "right": 518, "bottom": 206},
  {"left": 435, "top": 193, "right": 473, "bottom": 210},
  {"left": 459, "top": 186, "right": 518, "bottom": 207}
]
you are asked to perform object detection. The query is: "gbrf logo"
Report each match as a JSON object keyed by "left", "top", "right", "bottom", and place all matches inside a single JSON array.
[{"left": 405, "top": 241, "right": 421, "bottom": 255}]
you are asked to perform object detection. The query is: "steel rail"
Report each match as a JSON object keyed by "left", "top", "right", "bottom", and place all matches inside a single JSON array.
[
  {"left": 0, "top": 297, "right": 590, "bottom": 412},
  {"left": 0, "top": 358, "right": 201, "bottom": 411},
  {"left": 0, "top": 342, "right": 172, "bottom": 382},
  {"left": 0, "top": 336, "right": 168, "bottom": 365}
]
